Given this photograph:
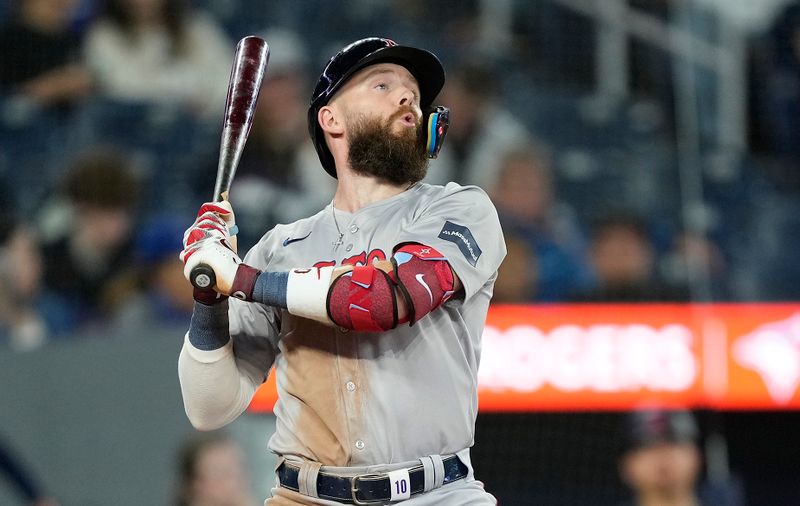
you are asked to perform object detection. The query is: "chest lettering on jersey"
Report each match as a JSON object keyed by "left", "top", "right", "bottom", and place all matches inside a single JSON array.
[{"left": 313, "top": 248, "right": 387, "bottom": 269}]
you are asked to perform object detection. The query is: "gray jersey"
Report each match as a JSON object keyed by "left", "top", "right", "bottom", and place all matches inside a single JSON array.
[{"left": 227, "top": 182, "right": 505, "bottom": 466}]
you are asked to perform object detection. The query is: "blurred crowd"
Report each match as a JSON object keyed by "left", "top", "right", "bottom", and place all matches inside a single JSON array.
[{"left": 1, "top": 0, "right": 800, "bottom": 352}]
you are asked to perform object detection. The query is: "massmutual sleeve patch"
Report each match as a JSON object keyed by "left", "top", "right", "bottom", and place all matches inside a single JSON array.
[{"left": 438, "top": 221, "right": 482, "bottom": 267}]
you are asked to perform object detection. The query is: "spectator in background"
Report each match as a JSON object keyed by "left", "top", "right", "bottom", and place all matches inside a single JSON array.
[
  {"left": 618, "top": 409, "right": 704, "bottom": 506},
  {"left": 428, "top": 61, "right": 531, "bottom": 189},
  {"left": 570, "top": 212, "right": 688, "bottom": 302},
  {"left": 0, "top": 215, "right": 48, "bottom": 350},
  {"left": 174, "top": 431, "right": 254, "bottom": 506},
  {"left": 0, "top": 0, "right": 91, "bottom": 114},
  {"left": 618, "top": 408, "right": 744, "bottom": 506},
  {"left": 489, "top": 144, "right": 589, "bottom": 301},
  {"left": 39, "top": 149, "right": 141, "bottom": 333},
  {"left": 659, "top": 230, "right": 729, "bottom": 301},
  {"left": 83, "top": 0, "right": 231, "bottom": 119},
  {"left": 228, "top": 28, "right": 334, "bottom": 248},
  {"left": 112, "top": 214, "right": 193, "bottom": 334},
  {"left": 492, "top": 233, "right": 538, "bottom": 303}
]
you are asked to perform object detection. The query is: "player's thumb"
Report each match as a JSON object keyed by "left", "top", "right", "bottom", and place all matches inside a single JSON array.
[{"left": 216, "top": 199, "right": 237, "bottom": 228}]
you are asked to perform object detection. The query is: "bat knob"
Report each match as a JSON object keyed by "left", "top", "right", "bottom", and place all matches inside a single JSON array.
[{"left": 190, "top": 264, "right": 217, "bottom": 290}]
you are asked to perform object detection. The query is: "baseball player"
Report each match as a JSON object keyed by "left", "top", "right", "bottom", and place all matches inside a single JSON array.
[{"left": 179, "top": 37, "right": 506, "bottom": 505}]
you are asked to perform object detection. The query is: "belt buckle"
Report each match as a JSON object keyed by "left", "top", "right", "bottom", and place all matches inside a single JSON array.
[{"left": 350, "top": 473, "right": 386, "bottom": 505}]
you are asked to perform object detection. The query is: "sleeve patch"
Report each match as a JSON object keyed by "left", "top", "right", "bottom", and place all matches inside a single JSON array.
[{"left": 438, "top": 221, "right": 482, "bottom": 267}]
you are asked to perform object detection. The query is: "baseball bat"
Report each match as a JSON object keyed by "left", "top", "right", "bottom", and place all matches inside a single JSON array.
[{"left": 190, "top": 36, "right": 270, "bottom": 290}]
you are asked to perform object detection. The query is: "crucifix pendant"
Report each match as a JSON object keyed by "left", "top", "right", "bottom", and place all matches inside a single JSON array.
[{"left": 332, "top": 233, "right": 344, "bottom": 249}]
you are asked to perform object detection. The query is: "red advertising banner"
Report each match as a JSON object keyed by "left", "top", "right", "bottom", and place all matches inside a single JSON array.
[{"left": 249, "top": 303, "right": 800, "bottom": 412}]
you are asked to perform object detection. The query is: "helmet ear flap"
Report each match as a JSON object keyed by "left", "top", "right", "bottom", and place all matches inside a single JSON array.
[{"left": 425, "top": 106, "right": 449, "bottom": 159}]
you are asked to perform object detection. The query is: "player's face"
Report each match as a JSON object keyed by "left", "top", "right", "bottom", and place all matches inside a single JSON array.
[
  {"left": 335, "top": 63, "right": 429, "bottom": 184},
  {"left": 341, "top": 63, "right": 423, "bottom": 131}
]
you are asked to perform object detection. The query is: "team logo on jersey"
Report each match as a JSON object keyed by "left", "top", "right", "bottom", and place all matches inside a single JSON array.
[{"left": 438, "top": 221, "right": 481, "bottom": 266}]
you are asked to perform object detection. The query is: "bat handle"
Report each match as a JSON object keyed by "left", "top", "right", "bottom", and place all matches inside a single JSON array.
[{"left": 190, "top": 264, "right": 217, "bottom": 290}]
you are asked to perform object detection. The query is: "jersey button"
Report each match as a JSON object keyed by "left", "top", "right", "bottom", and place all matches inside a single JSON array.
[
  {"left": 349, "top": 224, "right": 359, "bottom": 233},
  {"left": 346, "top": 381, "right": 356, "bottom": 392},
  {"left": 355, "top": 439, "right": 365, "bottom": 450},
  {"left": 345, "top": 244, "right": 353, "bottom": 252}
]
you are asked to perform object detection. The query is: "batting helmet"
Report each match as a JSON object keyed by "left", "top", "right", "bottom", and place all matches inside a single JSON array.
[{"left": 308, "top": 37, "right": 446, "bottom": 178}]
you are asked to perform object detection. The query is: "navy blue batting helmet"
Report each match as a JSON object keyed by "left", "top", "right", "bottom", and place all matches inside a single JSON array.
[{"left": 308, "top": 37, "right": 446, "bottom": 178}]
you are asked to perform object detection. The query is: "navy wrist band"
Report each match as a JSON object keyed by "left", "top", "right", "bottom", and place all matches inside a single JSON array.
[
  {"left": 188, "top": 300, "right": 230, "bottom": 350},
  {"left": 253, "top": 271, "right": 289, "bottom": 308}
]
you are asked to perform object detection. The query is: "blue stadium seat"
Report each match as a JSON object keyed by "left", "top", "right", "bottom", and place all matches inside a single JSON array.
[
  {"left": 69, "top": 98, "right": 219, "bottom": 213},
  {"left": 0, "top": 94, "right": 80, "bottom": 210}
]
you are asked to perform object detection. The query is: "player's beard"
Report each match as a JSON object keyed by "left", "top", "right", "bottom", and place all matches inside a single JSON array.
[{"left": 346, "top": 109, "right": 429, "bottom": 185}]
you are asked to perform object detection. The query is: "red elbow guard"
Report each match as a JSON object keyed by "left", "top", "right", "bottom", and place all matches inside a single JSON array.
[
  {"left": 327, "top": 265, "right": 399, "bottom": 332},
  {"left": 391, "top": 243, "right": 455, "bottom": 324}
]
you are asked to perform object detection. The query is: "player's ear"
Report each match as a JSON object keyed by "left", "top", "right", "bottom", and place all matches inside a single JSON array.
[{"left": 319, "top": 105, "right": 344, "bottom": 136}]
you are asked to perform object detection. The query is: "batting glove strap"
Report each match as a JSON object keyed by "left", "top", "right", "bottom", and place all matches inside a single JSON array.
[
  {"left": 193, "top": 287, "right": 228, "bottom": 306},
  {"left": 229, "top": 264, "right": 261, "bottom": 301}
]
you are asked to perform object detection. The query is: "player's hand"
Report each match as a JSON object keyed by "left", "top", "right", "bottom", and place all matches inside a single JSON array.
[
  {"left": 181, "top": 202, "right": 260, "bottom": 300},
  {"left": 184, "top": 201, "right": 238, "bottom": 253},
  {"left": 180, "top": 228, "right": 242, "bottom": 296},
  {"left": 181, "top": 201, "right": 241, "bottom": 297}
]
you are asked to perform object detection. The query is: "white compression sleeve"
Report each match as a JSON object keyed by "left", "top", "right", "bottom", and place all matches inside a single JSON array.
[{"left": 178, "top": 335, "right": 261, "bottom": 430}]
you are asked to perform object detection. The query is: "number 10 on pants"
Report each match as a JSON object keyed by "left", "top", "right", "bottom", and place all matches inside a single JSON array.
[{"left": 388, "top": 469, "right": 411, "bottom": 500}]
